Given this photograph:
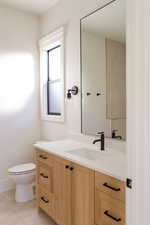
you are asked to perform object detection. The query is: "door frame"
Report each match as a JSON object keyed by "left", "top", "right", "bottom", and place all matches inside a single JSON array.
[{"left": 126, "top": 0, "right": 150, "bottom": 224}]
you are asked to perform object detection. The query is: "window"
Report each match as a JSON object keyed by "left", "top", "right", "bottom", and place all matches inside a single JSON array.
[
  {"left": 39, "top": 28, "right": 64, "bottom": 122},
  {"left": 47, "top": 45, "right": 61, "bottom": 116}
]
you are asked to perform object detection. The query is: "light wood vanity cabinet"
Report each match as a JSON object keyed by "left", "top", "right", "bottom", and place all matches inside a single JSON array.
[
  {"left": 95, "top": 172, "right": 125, "bottom": 202},
  {"left": 71, "top": 163, "right": 94, "bottom": 225},
  {"left": 36, "top": 148, "right": 94, "bottom": 225},
  {"left": 53, "top": 157, "right": 72, "bottom": 225},
  {"left": 95, "top": 172, "right": 125, "bottom": 225},
  {"left": 36, "top": 149, "right": 125, "bottom": 225}
]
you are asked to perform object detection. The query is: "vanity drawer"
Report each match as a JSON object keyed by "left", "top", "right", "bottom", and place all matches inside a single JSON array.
[
  {"left": 95, "top": 191, "right": 125, "bottom": 225},
  {"left": 38, "top": 188, "right": 55, "bottom": 218},
  {"left": 38, "top": 164, "right": 51, "bottom": 191},
  {"left": 95, "top": 172, "right": 125, "bottom": 202},
  {"left": 39, "top": 188, "right": 50, "bottom": 214},
  {"left": 36, "top": 149, "right": 55, "bottom": 166}
]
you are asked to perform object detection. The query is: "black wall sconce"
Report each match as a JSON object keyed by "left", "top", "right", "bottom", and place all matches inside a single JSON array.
[{"left": 67, "top": 86, "right": 79, "bottom": 99}]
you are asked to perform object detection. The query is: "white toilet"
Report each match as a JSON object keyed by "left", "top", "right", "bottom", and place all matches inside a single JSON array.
[{"left": 8, "top": 163, "right": 36, "bottom": 203}]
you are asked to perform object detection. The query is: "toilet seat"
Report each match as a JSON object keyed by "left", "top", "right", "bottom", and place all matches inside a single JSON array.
[{"left": 8, "top": 163, "right": 36, "bottom": 175}]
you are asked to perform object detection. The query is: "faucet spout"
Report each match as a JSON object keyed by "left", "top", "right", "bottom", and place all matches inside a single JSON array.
[
  {"left": 112, "top": 129, "right": 122, "bottom": 140},
  {"left": 93, "top": 132, "right": 105, "bottom": 151},
  {"left": 93, "top": 139, "right": 101, "bottom": 144}
]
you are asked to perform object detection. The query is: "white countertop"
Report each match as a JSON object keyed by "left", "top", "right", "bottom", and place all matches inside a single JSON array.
[{"left": 34, "top": 139, "right": 127, "bottom": 181}]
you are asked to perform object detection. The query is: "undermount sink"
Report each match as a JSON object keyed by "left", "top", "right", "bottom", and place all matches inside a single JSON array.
[{"left": 67, "top": 148, "right": 109, "bottom": 160}]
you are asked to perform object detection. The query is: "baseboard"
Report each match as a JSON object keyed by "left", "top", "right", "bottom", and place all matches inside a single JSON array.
[{"left": 0, "top": 178, "right": 15, "bottom": 193}]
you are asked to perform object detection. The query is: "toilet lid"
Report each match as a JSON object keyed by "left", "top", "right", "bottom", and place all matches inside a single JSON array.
[{"left": 8, "top": 163, "right": 36, "bottom": 174}]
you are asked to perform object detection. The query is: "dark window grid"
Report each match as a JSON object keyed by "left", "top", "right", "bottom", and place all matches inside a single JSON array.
[{"left": 47, "top": 45, "right": 61, "bottom": 116}]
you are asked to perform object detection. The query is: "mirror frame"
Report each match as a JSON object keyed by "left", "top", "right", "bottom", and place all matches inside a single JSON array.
[{"left": 80, "top": 0, "right": 123, "bottom": 136}]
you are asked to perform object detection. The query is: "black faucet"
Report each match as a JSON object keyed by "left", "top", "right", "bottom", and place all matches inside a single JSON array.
[
  {"left": 112, "top": 129, "right": 122, "bottom": 139},
  {"left": 93, "top": 132, "right": 105, "bottom": 151}
]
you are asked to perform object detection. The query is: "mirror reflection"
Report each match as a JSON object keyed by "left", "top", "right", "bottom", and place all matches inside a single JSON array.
[{"left": 81, "top": 0, "right": 126, "bottom": 140}]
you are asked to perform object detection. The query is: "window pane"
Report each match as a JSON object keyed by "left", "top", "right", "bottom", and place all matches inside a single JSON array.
[
  {"left": 48, "top": 82, "right": 61, "bottom": 115},
  {"left": 48, "top": 46, "right": 61, "bottom": 81}
]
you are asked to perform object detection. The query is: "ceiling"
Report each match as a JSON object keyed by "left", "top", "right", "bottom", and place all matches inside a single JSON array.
[
  {"left": 82, "top": 0, "right": 126, "bottom": 43},
  {"left": 0, "top": 0, "right": 59, "bottom": 14}
]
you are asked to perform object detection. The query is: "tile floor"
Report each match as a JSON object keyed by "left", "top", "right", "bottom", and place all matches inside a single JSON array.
[{"left": 0, "top": 191, "right": 56, "bottom": 225}]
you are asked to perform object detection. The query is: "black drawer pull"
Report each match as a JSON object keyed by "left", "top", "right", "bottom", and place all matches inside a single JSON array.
[
  {"left": 41, "top": 197, "right": 49, "bottom": 203},
  {"left": 70, "top": 167, "right": 74, "bottom": 171},
  {"left": 104, "top": 210, "right": 121, "bottom": 222},
  {"left": 40, "top": 173, "right": 48, "bottom": 179},
  {"left": 103, "top": 183, "right": 120, "bottom": 192},
  {"left": 39, "top": 155, "right": 48, "bottom": 160},
  {"left": 65, "top": 165, "right": 70, "bottom": 169}
]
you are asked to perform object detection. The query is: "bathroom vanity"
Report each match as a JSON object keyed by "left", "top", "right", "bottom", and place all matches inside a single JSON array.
[
  {"left": 35, "top": 139, "right": 126, "bottom": 225},
  {"left": 35, "top": 1, "right": 126, "bottom": 224}
]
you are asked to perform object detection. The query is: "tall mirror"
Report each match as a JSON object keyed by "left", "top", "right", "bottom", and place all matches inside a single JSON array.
[{"left": 81, "top": 0, "right": 126, "bottom": 140}]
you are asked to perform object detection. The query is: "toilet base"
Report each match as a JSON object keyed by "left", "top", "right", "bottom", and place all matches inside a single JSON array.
[{"left": 15, "top": 184, "right": 35, "bottom": 203}]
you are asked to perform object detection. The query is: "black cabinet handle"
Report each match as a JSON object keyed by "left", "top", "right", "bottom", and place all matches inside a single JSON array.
[
  {"left": 39, "top": 155, "right": 47, "bottom": 160},
  {"left": 103, "top": 183, "right": 120, "bottom": 192},
  {"left": 97, "top": 92, "right": 101, "bottom": 96},
  {"left": 104, "top": 210, "right": 121, "bottom": 222},
  {"left": 70, "top": 167, "right": 74, "bottom": 171},
  {"left": 40, "top": 173, "right": 48, "bottom": 179},
  {"left": 41, "top": 197, "right": 49, "bottom": 203},
  {"left": 65, "top": 165, "right": 70, "bottom": 169},
  {"left": 86, "top": 92, "right": 91, "bottom": 96}
]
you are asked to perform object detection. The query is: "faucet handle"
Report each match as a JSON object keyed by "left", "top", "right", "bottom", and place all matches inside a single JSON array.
[
  {"left": 112, "top": 129, "right": 118, "bottom": 137},
  {"left": 97, "top": 131, "right": 104, "bottom": 135}
]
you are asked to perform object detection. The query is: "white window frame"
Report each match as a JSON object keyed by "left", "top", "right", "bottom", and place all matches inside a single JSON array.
[{"left": 39, "top": 27, "right": 65, "bottom": 122}]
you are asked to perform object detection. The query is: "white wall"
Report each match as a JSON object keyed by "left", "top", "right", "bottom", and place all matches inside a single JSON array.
[
  {"left": 40, "top": 0, "right": 111, "bottom": 140},
  {"left": 0, "top": 6, "right": 40, "bottom": 179}
]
